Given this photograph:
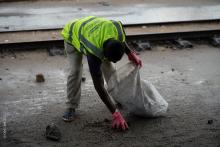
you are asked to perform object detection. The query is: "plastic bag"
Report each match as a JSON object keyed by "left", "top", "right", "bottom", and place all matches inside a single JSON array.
[{"left": 107, "top": 63, "right": 168, "bottom": 117}]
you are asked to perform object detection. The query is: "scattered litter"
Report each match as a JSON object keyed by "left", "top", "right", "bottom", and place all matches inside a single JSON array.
[
  {"left": 98, "top": 1, "right": 110, "bottom": 6},
  {"left": 45, "top": 123, "right": 61, "bottom": 141},
  {"left": 1, "top": 49, "right": 16, "bottom": 58},
  {"left": 138, "top": 40, "right": 151, "bottom": 50},
  {"left": 210, "top": 36, "right": 220, "bottom": 47},
  {"left": 207, "top": 119, "right": 213, "bottom": 125},
  {"left": 173, "top": 38, "right": 193, "bottom": 49},
  {"left": 130, "top": 40, "right": 151, "bottom": 52},
  {"left": 47, "top": 47, "right": 64, "bottom": 56},
  {"left": 36, "top": 73, "right": 45, "bottom": 83}
]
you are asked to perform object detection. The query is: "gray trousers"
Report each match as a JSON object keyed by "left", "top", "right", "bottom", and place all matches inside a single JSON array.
[{"left": 65, "top": 42, "right": 116, "bottom": 109}]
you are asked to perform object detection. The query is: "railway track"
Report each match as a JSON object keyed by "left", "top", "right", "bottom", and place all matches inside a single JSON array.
[{"left": 0, "top": 20, "right": 220, "bottom": 49}]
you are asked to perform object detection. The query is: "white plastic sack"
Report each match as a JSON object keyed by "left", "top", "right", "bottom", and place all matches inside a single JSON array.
[{"left": 107, "top": 63, "right": 168, "bottom": 117}]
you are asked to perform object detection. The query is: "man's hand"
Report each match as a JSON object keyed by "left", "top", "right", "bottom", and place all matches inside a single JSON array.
[
  {"left": 128, "top": 51, "right": 142, "bottom": 67},
  {"left": 112, "top": 110, "right": 129, "bottom": 130}
]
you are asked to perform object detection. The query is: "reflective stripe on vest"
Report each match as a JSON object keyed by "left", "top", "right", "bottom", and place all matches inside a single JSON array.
[
  {"left": 68, "top": 22, "right": 76, "bottom": 43},
  {"left": 78, "top": 17, "right": 97, "bottom": 54},
  {"left": 111, "top": 20, "right": 123, "bottom": 42},
  {"left": 81, "top": 35, "right": 103, "bottom": 58}
]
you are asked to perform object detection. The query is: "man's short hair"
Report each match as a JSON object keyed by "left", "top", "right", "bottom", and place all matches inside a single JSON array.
[{"left": 103, "top": 39, "right": 125, "bottom": 62}]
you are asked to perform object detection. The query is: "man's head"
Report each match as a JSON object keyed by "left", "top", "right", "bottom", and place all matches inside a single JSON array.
[{"left": 103, "top": 39, "right": 125, "bottom": 63}]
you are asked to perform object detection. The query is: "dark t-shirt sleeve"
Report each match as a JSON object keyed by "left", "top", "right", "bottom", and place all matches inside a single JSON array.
[{"left": 87, "top": 54, "right": 102, "bottom": 77}]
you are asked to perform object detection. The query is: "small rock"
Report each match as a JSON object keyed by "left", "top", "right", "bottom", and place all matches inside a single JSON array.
[
  {"left": 36, "top": 74, "right": 45, "bottom": 83},
  {"left": 174, "top": 38, "right": 193, "bottom": 49},
  {"left": 161, "top": 71, "right": 164, "bottom": 74},
  {"left": 0, "top": 78, "right": 2, "bottom": 80},
  {"left": 207, "top": 119, "right": 213, "bottom": 125},
  {"left": 47, "top": 47, "right": 64, "bottom": 56},
  {"left": 82, "top": 76, "right": 86, "bottom": 82},
  {"left": 130, "top": 40, "right": 151, "bottom": 52},
  {"left": 98, "top": 1, "right": 110, "bottom": 6},
  {"left": 104, "top": 118, "right": 110, "bottom": 123},
  {"left": 46, "top": 123, "right": 61, "bottom": 141},
  {"left": 137, "top": 41, "right": 151, "bottom": 51},
  {"left": 210, "top": 36, "right": 220, "bottom": 47},
  {"left": 171, "top": 68, "right": 175, "bottom": 72}
]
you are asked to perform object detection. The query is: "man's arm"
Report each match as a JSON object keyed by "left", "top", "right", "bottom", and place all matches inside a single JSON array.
[
  {"left": 124, "top": 41, "right": 132, "bottom": 55},
  {"left": 87, "top": 55, "right": 116, "bottom": 113},
  {"left": 124, "top": 41, "right": 142, "bottom": 66},
  {"left": 91, "top": 74, "right": 116, "bottom": 113},
  {"left": 87, "top": 55, "right": 128, "bottom": 130}
]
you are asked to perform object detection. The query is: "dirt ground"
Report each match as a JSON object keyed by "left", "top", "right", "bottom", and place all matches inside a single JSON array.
[{"left": 0, "top": 40, "right": 220, "bottom": 147}]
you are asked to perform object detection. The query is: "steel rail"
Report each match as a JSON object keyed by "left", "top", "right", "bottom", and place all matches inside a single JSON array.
[{"left": 1, "top": 20, "right": 220, "bottom": 49}]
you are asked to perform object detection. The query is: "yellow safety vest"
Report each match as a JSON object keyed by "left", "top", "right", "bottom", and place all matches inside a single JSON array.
[{"left": 61, "top": 16, "right": 125, "bottom": 60}]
